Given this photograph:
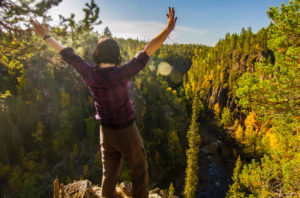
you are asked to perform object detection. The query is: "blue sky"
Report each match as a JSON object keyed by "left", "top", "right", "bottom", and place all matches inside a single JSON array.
[{"left": 48, "top": 0, "right": 289, "bottom": 46}]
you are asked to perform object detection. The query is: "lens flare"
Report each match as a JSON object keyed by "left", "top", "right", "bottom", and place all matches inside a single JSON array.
[{"left": 158, "top": 62, "right": 172, "bottom": 76}]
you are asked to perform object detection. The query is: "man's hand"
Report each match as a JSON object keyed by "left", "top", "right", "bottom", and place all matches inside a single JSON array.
[
  {"left": 30, "top": 18, "right": 50, "bottom": 39},
  {"left": 29, "top": 18, "right": 65, "bottom": 53},
  {"left": 166, "top": 7, "right": 177, "bottom": 31},
  {"left": 143, "top": 7, "right": 177, "bottom": 56}
]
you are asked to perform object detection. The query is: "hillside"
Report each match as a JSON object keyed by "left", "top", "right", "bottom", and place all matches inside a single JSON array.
[{"left": 0, "top": 0, "right": 299, "bottom": 197}]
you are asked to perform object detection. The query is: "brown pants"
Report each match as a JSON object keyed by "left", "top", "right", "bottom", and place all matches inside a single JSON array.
[{"left": 99, "top": 122, "right": 149, "bottom": 198}]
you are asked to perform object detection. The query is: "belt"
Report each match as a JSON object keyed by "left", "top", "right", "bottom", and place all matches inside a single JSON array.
[{"left": 100, "top": 118, "right": 135, "bottom": 129}]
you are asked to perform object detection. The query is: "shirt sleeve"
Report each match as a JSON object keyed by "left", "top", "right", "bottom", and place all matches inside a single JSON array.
[
  {"left": 59, "top": 47, "right": 92, "bottom": 84},
  {"left": 119, "top": 51, "right": 150, "bottom": 82}
]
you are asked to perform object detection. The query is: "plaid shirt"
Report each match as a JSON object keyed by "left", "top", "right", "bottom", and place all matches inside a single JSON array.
[{"left": 60, "top": 47, "right": 150, "bottom": 128}]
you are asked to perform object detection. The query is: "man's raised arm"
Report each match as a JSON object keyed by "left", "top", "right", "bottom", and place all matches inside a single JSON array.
[
  {"left": 30, "top": 19, "right": 65, "bottom": 53},
  {"left": 30, "top": 19, "right": 92, "bottom": 84},
  {"left": 143, "top": 7, "right": 177, "bottom": 56}
]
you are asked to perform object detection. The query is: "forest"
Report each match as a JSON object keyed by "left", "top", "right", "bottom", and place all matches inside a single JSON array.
[{"left": 0, "top": 0, "right": 299, "bottom": 197}]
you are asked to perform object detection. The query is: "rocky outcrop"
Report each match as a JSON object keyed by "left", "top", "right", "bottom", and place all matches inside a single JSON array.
[
  {"left": 53, "top": 179, "right": 179, "bottom": 198},
  {"left": 205, "top": 48, "right": 275, "bottom": 118},
  {"left": 207, "top": 83, "right": 228, "bottom": 113},
  {"left": 54, "top": 179, "right": 99, "bottom": 198}
]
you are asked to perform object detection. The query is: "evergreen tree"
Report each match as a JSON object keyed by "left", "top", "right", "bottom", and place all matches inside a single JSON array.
[
  {"left": 168, "top": 130, "right": 184, "bottom": 172},
  {"left": 229, "top": 0, "right": 300, "bottom": 196},
  {"left": 168, "top": 182, "right": 175, "bottom": 196},
  {"left": 226, "top": 156, "right": 245, "bottom": 198},
  {"left": 0, "top": 0, "right": 62, "bottom": 33},
  {"left": 103, "top": 26, "right": 112, "bottom": 37},
  {"left": 184, "top": 96, "right": 201, "bottom": 198},
  {"left": 59, "top": 0, "right": 102, "bottom": 39}
]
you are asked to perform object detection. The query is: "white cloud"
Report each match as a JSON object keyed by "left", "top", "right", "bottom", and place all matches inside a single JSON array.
[{"left": 97, "top": 20, "right": 206, "bottom": 44}]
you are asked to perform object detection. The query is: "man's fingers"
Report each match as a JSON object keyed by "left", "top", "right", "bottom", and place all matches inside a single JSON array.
[
  {"left": 167, "top": 7, "right": 177, "bottom": 26},
  {"left": 30, "top": 18, "right": 35, "bottom": 24},
  {"left": 169, "top": 7, "right": 174, "bottom": 19},
  {"left": 30, "top": 18, "right": 37, "bottom": 27},
  {"left": 173, "top": 7, "right": 175, "bottom": 18},
  {"left": 34, "top": 19, "right": 41, "bottom": 26},
  {"left": 31, "top": 19, "right": 40, "bottom": 30},
  {"left": 33, "top": 19, "right": 42, "bottom": 30}
]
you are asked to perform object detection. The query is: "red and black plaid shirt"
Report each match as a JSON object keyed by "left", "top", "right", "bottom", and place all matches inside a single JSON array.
[{"left": 60, "top": 47, "right": 150, "bottom": 128}]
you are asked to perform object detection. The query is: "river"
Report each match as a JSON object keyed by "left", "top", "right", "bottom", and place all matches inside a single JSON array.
[{"left": 197, "top": 120, "right": 236, "bottom": 198}]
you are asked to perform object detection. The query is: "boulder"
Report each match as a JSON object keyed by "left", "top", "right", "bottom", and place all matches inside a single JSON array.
[
  {"left": 54, "top": 179, "right": 179, "bottom": 198},
  {"left": 118, "top": 181, "right": 132, "bottom": 197},
  {"left": 63, "top": 180, "right": 97, "bottom": 198}
]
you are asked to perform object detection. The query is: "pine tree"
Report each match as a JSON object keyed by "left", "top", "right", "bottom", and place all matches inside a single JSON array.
[
  {"left": 168, "top": 130, "right": 184, "bottom": 172},
  {"left": 59, "top": 0, "right": 102, "bottom": 39},
  {"left": 0, "top": 0, "right": 62, "bottom": 33},
  {"left": 226, "top": 156, "right": 245, "bottom": 198},
  {"left": 168, "top": 182, "right": 175, "bottom": 196},
  {"left": 220, "top": 107, "right": 232, "bottom": 126},
  {"left": 32, "top": 121, "right": 45, "bottom": 144},
  {"left": 184, "top": 96, "right": 201, "bottom": 198},
  {"left": 230, "top": 0, "right": 300, "bottom": 196},
  {"left": 103, "top": 26, "right": 112, "bottom": 37}
]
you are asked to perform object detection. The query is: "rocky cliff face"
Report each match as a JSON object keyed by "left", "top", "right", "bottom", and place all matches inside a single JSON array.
[
  {"left": 207, "top": 83, "right": 228, "bottom": 113},
  {"left": 204, "top": 49, "right": 275, "bottom": 120},
  {"left": 53, "top": 179, "right": 179, "bottom": 198}
]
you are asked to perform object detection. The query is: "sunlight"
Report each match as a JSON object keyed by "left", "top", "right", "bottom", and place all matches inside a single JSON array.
[{"left": 157, "top": 62, "right": 172, "bottom": 76}]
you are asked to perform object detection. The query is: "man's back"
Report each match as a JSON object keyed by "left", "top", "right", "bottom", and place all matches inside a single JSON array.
[{"left": 60, "top": 47, "right": 150, "bottom": 128}]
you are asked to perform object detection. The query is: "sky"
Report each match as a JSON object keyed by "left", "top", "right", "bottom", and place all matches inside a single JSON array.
[{"left": 48, "top": 0, "right": 289, "bottom": 46}]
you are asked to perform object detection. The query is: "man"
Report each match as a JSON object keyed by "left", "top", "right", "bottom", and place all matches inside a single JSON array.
[{"left": 30, "top": 7, "right": 177, "bottom": 198}]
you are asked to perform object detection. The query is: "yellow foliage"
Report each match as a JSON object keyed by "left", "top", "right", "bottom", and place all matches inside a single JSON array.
[
  {"left": 235, "top": 124, "right": 244, "bottom": 142},
  {"left": 277, "top": 47, "right": 286, "bottom": 53},
  {"left": 17, "top": 76, "right": 23, "bottom": 83},
  {"left": 0, "top": 90, "right": 11, "bottom": 99},
  {"left": 191, "top": 81, "right": 196, "bottom": 91},
  {"left": 233, "top": 119, "right": 239, "bottom": 129},
  {"left": 243, "top": 112, "right": 260, "bottom": 152},
  {"left": 168, "top": 182, "right": 175, "bottom": 196},
  {"left": 135, "top": 77, "right": 142, "bottom": 89},
  {"left": 172, "top": 90, "right": 177, "bottom": 96},
  {"left": 32, "top": 121, "right": 45, "bottom": 144},
  {"left": 60, "top": 90, "right": 70, "bottom": 109},
  {"left": 209, "top": 70, "right": 214, "bottom": 81},
  {"left": 266, "top": 128, "right": 280, "bottom": 151},
  {"left": 214, "top": 103, "right": 220, "bottom": 119},
  {"left": 167, "top": 87, "right": 172, "bottom": 92},
  {"left": 255, "top": 44, "right": 260, "bottom": 50},
  {"left": 244, "top": 112, "right": 257, "bottom": 138},
  {"left": 201, "top": 77, "right": 210, "bottom": 89},
  {"left": 220, "top": 72, "right": 224, "bottom": 83}
]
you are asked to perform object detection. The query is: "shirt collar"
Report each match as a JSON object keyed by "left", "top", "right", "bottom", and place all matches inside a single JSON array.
[
  {"left": 94, "top": 63, "right": 117, "bottom": 72},
  {"left": 100, "top": 63, "right": 116, "bottom": 68}
]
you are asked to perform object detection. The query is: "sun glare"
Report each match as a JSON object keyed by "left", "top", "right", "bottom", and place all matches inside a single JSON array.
[{"left": 158, "top": 62, "right": 172, "bottom": 76}]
